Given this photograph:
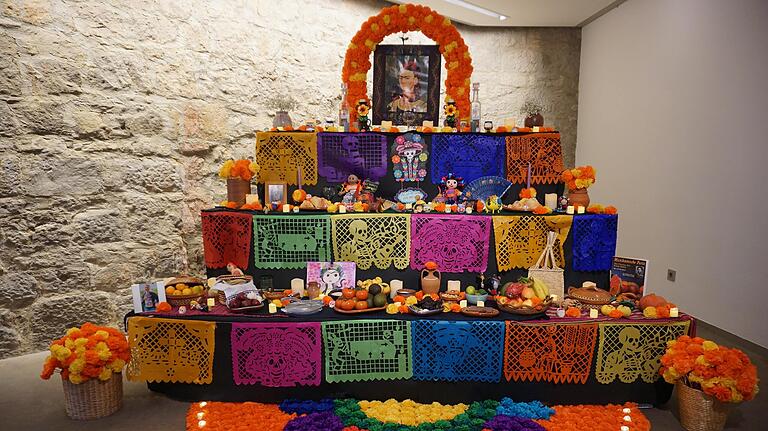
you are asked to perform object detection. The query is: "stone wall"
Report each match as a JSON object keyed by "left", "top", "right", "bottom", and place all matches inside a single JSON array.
[{"left": 0, "top": 0, "right": 580, "bottom": 358}]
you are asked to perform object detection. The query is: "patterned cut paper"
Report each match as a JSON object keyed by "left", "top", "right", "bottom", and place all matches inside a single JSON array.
[
  {"left": 506, "top": 133, "right": 564, "bottom": 185},
  {"left": 317, "top": 133, "right": 388, "bottom": 182},
  {"left": 412, "top": 320, "right": 505, "bottom": 382},
  {"left": 595, "top": 321, "right": 691, "bottom": 384},
  {"left": 253, "top": 215, "right": 331, "bottom": 269},
  {"left": 255, "top": 132, "right": 318, "bottom": 185},
  {"left": 126, "top": 317, "right": 215, "bottom": 384},
  {"left": 430, "top": 134, "right": 505, "bottom": 184},
  {"left": 492, "top": 215, "right": 573, "bottom": 270},
  {"left": 572, "top": 214, "right": 619, "bottom": 271},
  {"left": 322, "top": 320, "right": 412, "bottom": 383},
  {"left": 201, "top": 211, "right": 252, "bottom": 270},
  {"left": 331, "top": 213, "right": 411, "bottom": 270},
  {"left": 231, "top": 322, "right": 321, "bottom": 387},
  {"left": 503, "top": 323, "right": 598, "bottom": 384},
  {"left": 410, "top": 214, "right": 491, "bottom": 273}
]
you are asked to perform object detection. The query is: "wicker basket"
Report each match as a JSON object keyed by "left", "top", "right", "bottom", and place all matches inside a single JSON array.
[
  {"left": 678, "top": 382, "right": 731, "bottom": 431},
  {"left": 528, "top": 231, "right": 564, "bottom": 299},
  {"left": 166, "top": 292, "right": 207, "bottom": 308},
  {"left": 62, "top": 373, "right": 123, "bottom": 420}
]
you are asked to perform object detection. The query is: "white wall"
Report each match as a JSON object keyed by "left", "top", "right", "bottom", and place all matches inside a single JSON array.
[{"left": 578, "top": 0, "right": 768, "bottom": 347}]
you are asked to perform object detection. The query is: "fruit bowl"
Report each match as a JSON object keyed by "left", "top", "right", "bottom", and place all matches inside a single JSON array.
[
  {"left": 465, "top": 293, "right": 489, "bottom": 305},
  {"left": 165, "top": 276, "right": 208, "bottom": 308},
  {"left": 498, "top": 296, "right": 553, "bottom": 316}
]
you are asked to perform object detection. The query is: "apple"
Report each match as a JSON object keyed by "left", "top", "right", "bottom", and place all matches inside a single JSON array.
[
  {"left": 522, "top": 299, "right": 534, "bottom": 307},
  {"left": 521, "top": 287, "right": 536, "bottom": 299}
]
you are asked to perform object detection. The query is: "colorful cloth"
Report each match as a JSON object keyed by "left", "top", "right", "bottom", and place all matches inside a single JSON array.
[
  {"left": 255, "top": 132, "right": 318, "bottom": 185},
  {"left": 572, "top": 214, "right": 619, "bottom": 271},
  {"left": 430, "top": 134, "right": 506, "bottom": 184},
  {"left": 331, "top": 213, "right": 411, "bottom": 270},
  {"left": 492, "top": 215, "right": 573, "bottom": 270},
  {"left": 412, "top": 320, "right": 505, "bottom": 382},
  {"left": 410, "top": 214, "right": 491, "bottom": 273},
  {"left": 127, "top": 317, "right": 215, "bottom": 384},
  {"left": 201, "top": 211, "right": 252, "bottom": 269},
  {"left": 230, "top": 322, "right": 321, "bottom": 387},
  {"left": 506, "top": 133, "right": 564, "bottom": 185},
  {"left": 322, "top": 320, "right": 412, "bottom": 383},
  {"left": 595, "top": 321, "right": 691, "bottom": 384},
  {"left": 503, "top": 323, "right": 598, "bottom": 384},
  {"left": 317, "top": 132, "right": 388, "bottom": 182},
  {"left": 253, "top": 215, "right": 331, "bottom": 269}
]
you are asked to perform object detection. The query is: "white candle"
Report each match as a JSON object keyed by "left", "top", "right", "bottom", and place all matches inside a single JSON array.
[
  {"left": 381, "top": 120, "right": 393, "bottom": 129},
  {"left": 447, "top": 280, "right": 460, "bottom": 293},
  {"left": 198, "top": 420, "right": 207, "bottom": 428},
  {"left": 405, "top": 203, "right": 413, "bottom": 210},
  {"left": 422, "top": 120, "right": 433, "bottom": 128},
  {"left": 206, "top": 298, "right": 216, "bottom": 307},
  {"left": 621, "top": 427, "right": 630, "bottom": 431},
  {"left": 245, "top": 194, "right": 260, "bottom": 205},
  {"left": 556, "top": 308, "right": 565, "bottom": 318},
  {"left": 338, "top": 205, "right": 347, "bottom": 214},
  {"left": 589, "top": 308, "right": 598, "bottom": 318},
  {"left": 459, "top": 300, "right": 467, "bottom": 308},
  {"left": 577, "top": 206, "right": 585, "bottom": 214},
  {"left": 197, "top": 412, "right": 205, "bottom": 420},
  {"left": 566, "top": 205, "right": 575, "bottom": 215},
  {"left": 623, "top": 415, "right": 632, "bottom": 422},
  {"left": 268, "top": 303, "right": 277, "bottom": 314},
  {"left": 670, "top": 307, "right": 679, "bottom": 318},
  {"left": 293, "top": 206, "right": 300, "bottom": 213},
  {"left": 282, "top": 205, "right": 290, "bottom": 213},
  {"left": 291, "top": 278, "right": 305, "bottom": 297},
  {"left": 622, "top": 408, "right": 631, "bottom": 414},
  {"left": 504, "top": 118, "right": 516, "bottom": 128},
  {"left": 444, "top": 207, "right": 452, "bottom": 213},
  {"left": 545, "top": 193, "right": 557, "bottom": 210},
  {"left": 389, "top": 280, "right": 403, "bottom": 299},
  {"left": 532, "top": 126, "right": 540, "bottom": 132},
  {"left": 465, "top": 207, "right": 472, "bottom": 214},
  {"left": 477, "top": 300, "right": 485, "bottom": 307},
  {"left": 550, "top": 294, "right": 558, "bottom": 304}
]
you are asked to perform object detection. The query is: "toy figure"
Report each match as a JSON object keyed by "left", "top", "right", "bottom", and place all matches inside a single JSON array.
[
  {"left": 559, "top": 195, "right": 569, "bottom": 211},
  {"left": 436, "top": 173, "right": 464, "bottom": 204},
  {"left": 339, "top": 174, "right": 362, "bottom": 204},
  {"left": 356, "top": 99, "right": 371, "bottom": 131},
  {"left": 443, "top": 98, "right": 458, "bottom": 128},
  {"left": 486, "top": 195, "right": 502, "bottom": 214},
  {"left": 414, "top": 200, "right": 426, "bottom": 213}
]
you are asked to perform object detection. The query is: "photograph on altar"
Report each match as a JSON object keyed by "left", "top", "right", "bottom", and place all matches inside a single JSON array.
[
  {"left": 131, "top": 282, "right": 167, "bottom": 313},
  {"left": 373, "top": 45, "right": 440, "bottom": 126},
  {"left": 306, "top": 261, "right": 356, "bottom": 296},
  {"left": 265, "top": 181, "right": 288, "bottom": 205}
]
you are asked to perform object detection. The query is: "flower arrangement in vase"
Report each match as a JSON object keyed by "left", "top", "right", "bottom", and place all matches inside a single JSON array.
[
  {"left": 561, "top": 165, "right": 596, "bottom": 208},
  {"left": 218, "top": 159, "right": 260, "bottom": 207},
  {"left": 266, "top": 95, "right": 298, "bottom": 128},
  {"left": 521, "top": 100, "right": 544, "bottom": 128},
  {"left": 660, "top": 335, "right": 759, "bottom": 431}
]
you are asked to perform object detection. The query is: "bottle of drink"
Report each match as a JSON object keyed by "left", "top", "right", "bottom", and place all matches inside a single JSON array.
[
  {"left": 470, "top": 82, "right": 481, "bottom": 132},
  {"left": 339, "top": 83, "right": 350, "bottom": 132}
]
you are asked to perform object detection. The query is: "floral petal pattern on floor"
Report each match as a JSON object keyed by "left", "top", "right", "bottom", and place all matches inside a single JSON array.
[
  {"left": 571, "top": 214, "right": 619, "bottom": 271},
  {"left": 331, "top": 213, "right": 411, "bottom": 270},
  {"left": 506, "top": 133, "right": 564, "bottom": 185},
  {"left": 127, "top": 317, "right": 215, "bottom": 384},
  {"left": 201, "top": 211, "right": 252, "bottom": 269},
  {"left": 253, "top": 215, "right": 331, "bottom": 269},
  {"left": 255, "top": 132, "right": 318, "bottom": 185},
  {"left": 412, "top": 320, "right": 505, "bottom": 382},
  {"left": 318, "top": 133, "right": 389, "bottom": 182},
  {"left": 503, "top": 323, "right": 598, "bottom": 384},
  {"left": 430, "top": 134, "right": 505, "bottom": 183},
  {"left": 410, "top": 214, "right": 491, "bottom": 273},
  {"left": 595, "top": 320, "right": 691, "bottom": 384},
  {"left": 322, "top": 319, "right": 412, "bottom": 383},
  {"left": 492, "top": 215, "right": 573, "bottom": 270},
  {"left": 231, "top": 322, "right": 321, "bottom": 387}
]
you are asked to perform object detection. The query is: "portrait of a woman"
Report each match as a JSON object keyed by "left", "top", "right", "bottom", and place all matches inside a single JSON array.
[{"left": 386, "top": 57, "right": 429, "bottom": 113}]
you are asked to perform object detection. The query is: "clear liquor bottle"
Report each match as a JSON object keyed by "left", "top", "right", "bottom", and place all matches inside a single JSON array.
[
  {"left": 470, "top": 82, "right": 481, "bottom": 132},
  {"left": 339, "top": 83, "right": 350, "bottom": 132}
]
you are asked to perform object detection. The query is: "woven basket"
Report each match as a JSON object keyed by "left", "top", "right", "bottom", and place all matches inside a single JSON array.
[
  {"left": 528, "top": 231, "right": 564, "bottom": 299},
  {"left": 678, "top": 382, "right": 731, "bottom": 431},
  {"left": 166, "top": 292, "right": 207, "bottom": 308},
  {"left": 62, "top": 373, "right": 123, "bottom": 420}
]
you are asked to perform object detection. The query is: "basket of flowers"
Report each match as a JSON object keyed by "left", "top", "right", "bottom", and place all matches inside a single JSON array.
[
  {"left": 40, "top": 323, "right": 130, "bottom": 420},
  {"left": 660, "top": 335, "right": 759, "bottom": 431}
]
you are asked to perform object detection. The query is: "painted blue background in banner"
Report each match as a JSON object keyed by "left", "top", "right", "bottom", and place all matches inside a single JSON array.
[
  {"left": 572, "top": 214, "right": 619, "bottom": 271},
  {"left": 430, "top": 134, "right": 506, "bottom": 184}
]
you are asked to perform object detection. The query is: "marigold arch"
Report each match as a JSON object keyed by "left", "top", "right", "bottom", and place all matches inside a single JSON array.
[{"left": 342, "top": 3, "right": 473, "bottom": 123}]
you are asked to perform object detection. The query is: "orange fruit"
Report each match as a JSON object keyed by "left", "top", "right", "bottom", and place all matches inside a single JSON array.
[
  {"left": 342, "top": 288, "right": 355, "bottom": 299},
  {"left": 281, "top": 299, "right": 291, "bottom": 306},
  {"left": 530, "top": 296, "right": 542, "bottom": 306},
  {"left": 165, "top": 286, "right": 176, "bottom": 295},
  {"left": 322, "top": 296, "right": 333, "bottom": 305},
  {"left": 450, "top": 303, "right": 462, "bottom": 312},
  {"left": 283, "top": 289, "right": 293, "bottom": 296},
  {"left": 398, "top": 305, "right": 409, "bottom": 314},
  {"left": 393, "top": 295, "right": 406, "bottom": 304},
  {"left": 415, "top": 291, "right": 424, "bottom": 300},
  {"left": 340, "top": 300, "right": 355, "bottom": 311},
  {"left": 355, "top": 301, "right": 368, "bottom": 310},
  {"left": 429, "top": 293, "right": 439, "bottom": 301},
  {"left": 355, "top": 290, "right": 369, "bottom": 301}
]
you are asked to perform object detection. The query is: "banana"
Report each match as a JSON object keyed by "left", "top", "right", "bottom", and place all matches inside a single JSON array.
[{"left": 532, "top": 278, "right": 549, "bottom": 299}]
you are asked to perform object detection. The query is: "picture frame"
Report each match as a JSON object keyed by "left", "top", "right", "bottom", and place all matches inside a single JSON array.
[
  {"left": 132, "top": 281, "right": 167, "bottom": 313},
  {"left": 372, "top": 44, "right": 441, "bottom": 126},
  {"left": 306, "top": 262, "right": 356, "bottom": 297},
  {"left": 265, "top": 181, "right": 288, "bottom": 205}
]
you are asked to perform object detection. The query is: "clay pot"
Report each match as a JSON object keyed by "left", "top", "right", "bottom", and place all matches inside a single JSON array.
[
  {"left": 420, "top": 266, "right": 441, "bottom": 295},
  {"left": 524, "top": 113, "right": 544, "bottom": 127},
  {"left": 227, "top": 178, "right": 251, "bottom": 206},
  {"left": 568, "top": 188, "right": 590, "bottom": 209}
]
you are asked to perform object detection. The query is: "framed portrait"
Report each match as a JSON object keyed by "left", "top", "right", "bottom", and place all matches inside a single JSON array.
[
  {"left": 306, "top": 262, "right": 356, "bottom": 297},
  {"left": 132, "top": 281, "right": 167, "bottom": 313},
  {"left": 265, "top": 181, "right": 288, "bottom": 204},
  {"left": 372, "top": 44, "right": 441, "bottom": 126}
]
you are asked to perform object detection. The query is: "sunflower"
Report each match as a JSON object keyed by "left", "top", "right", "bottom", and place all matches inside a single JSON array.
[
  {"left": 444, "top": 104, "right": 458, "bottom": 116},
  {"left": 357, "top": 104, "right": 370, "bottom": 116}
]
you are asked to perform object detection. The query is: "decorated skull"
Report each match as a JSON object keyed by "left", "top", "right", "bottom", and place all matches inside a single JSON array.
[
  {"left": 618, "top": 327, "right": 642, "bottom": 353},
  {"left": 348, "top": 219, "right": 368, "bottom": 239}
]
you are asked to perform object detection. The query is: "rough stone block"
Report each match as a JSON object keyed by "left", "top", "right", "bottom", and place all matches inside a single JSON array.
[
  {"left": 29, "top": 291, "right": 117, "bottom": 347},
  {"left": 0, "top": 271, "right": 39, "bottom": 308}
]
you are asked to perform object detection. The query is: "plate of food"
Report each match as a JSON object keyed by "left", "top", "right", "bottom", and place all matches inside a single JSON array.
[
  {"left": 461, "top": 306, "right": 500, "bottom": 318},
  {"left": 408, "top": 296, "right": 443, "bottom": 316}
]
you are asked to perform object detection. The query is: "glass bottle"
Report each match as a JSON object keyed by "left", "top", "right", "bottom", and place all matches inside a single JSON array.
[
  {"left": 470, "top": 82, "right": 481, "bottom": 132},
  {"left": 339, "top": 83, "right": 350, "bottom": 132}
]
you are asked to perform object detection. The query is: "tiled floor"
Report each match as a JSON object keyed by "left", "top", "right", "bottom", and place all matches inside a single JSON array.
[{"left": 2, "top": 323, "right": 763, "bottom": 430}]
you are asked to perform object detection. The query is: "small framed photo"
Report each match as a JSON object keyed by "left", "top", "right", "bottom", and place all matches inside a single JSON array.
[
  {"left": 132, "top": 281, "right": 167, "bottom": 313},
  {"left": 265, "top": 181, "right": 288, "bottom": 205},
  {"left": 306, "top": 262, "right": 356, "bottom": 297}
]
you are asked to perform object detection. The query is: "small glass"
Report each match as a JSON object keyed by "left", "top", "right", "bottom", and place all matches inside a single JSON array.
[
  {"left": 483, "top": 121, "right": 494, "bottom": 132},
  {"left": 307, "top": 281, "right": 320, "bottom": 299}
]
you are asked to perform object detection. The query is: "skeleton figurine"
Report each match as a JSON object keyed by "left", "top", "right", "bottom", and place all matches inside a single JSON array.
[{"left": 601, "top": 327, "right": 645, "bottom": 383}]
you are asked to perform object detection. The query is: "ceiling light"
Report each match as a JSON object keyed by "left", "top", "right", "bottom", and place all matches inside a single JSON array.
[{"left": 443, "top": 0, "right": 507, "bottom": 20}]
